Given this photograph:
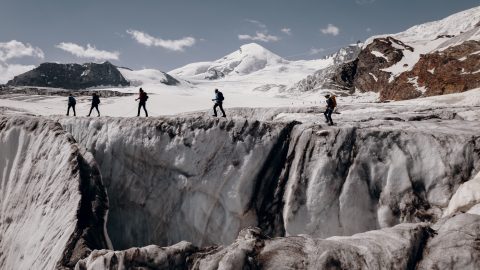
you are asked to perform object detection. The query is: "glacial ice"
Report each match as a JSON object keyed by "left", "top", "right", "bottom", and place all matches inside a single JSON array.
[
  {"left": 2, "top": 101, "right": 480, "bottom": 269},
  {"left": 0, "top": 116, "right": 110, "bottom": 269}
]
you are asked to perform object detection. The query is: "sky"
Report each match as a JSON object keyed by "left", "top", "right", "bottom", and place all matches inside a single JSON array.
[{"left": 0, "top": 0, "right": 479, "bottom": 73}]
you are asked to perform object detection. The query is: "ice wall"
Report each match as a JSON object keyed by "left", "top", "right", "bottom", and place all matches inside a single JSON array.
[
  {"left": 0, "top": 116, "right": 110, "bottom": 269},
  {"left": 60, "top": 117, "right": 297, "bottom": 249},
  {"left": 60, "top": 114, "right": 480, "bottom": 252},
  {"left": 282, "top": 124, "right": 480, "bottom": 238}
]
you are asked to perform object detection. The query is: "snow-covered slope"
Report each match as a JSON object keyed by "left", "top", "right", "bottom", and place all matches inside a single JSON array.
[
  {"left": 0, "top": 116, "right": 110, "bottom": 269},
  {"left": 170, "top": 43, "right": 287, "bottom": 79},
  {"left": 118, "top": 67, "right": 180, "bottom": 86}
]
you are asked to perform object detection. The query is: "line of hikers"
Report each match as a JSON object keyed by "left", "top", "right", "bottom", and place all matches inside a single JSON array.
[
  {"left": 67, "top": 88, "right": 337, "bottom": 124},
  {"left": 66, "top": 88, "right": 227, "bottom": 118}
]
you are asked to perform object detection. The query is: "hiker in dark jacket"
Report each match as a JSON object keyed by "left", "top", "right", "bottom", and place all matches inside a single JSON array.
[
  {"left": 67, "top": 94, "right": 76, "bottom": 116},
  {"left": 324, "top": 94, "right": 335, "bottom": 126},
  {"left": 135, "top": 88, "right": 148, "bottom": 117},
  {"left": 87, "top": 93, "right": 101, "bottom": 117},
  {"left": 212, "top": 89, "right": 226, "bottom": 117}
]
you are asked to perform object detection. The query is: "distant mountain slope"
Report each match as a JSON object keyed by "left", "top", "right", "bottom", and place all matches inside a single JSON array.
[
  {"left": 170, "top": 43, "right": 333, "bottom": 82},
  {"left": 7, "top": 61, "right": 130, "bottom": 90},
  {"left": 288, "top": 43, "right": 362, "bottom": 93},
  {"left": 118, "top": 67, "right": 180, "bottom": 86},
  {"left": 170, "top": 43, "right": 287, "bottom": 80}
]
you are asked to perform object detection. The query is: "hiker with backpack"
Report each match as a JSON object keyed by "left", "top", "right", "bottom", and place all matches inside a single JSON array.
[
  {"left": 66, "top": 93, "right": 76, "bottom": 116},
  {"left": 324, "top": 94, "right": 336, "bottom": 126},
  {"left": 135, "top": 87, "right": 149, "bottom": 117},
  {"left": 212, "top": 89, "right": 226, "bottom": 117},
  {"left": 87, "top": 93, "right": 101, "bottom": 117}
]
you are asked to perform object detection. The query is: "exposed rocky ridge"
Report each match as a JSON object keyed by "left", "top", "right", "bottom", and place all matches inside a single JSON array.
[
  {"left": 0, "top": 86, "right": 134, "bottom": 97},
  {"left": 288, "top": 44, "right": 362, "bottom": 92},
  {"left": 77, "top": 214, "right": 480, "bottom": 270},
  {"left": 0, "top": 116, "right": 110, "bottom": 269},
  {"left": 7, "top": 61, "right": 130, "bottom": 90},
  {"left": 381, "top": 40, "right": 480, "bottom": 100}
]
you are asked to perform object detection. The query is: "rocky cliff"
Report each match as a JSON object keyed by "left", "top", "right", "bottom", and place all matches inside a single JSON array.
[
  {"left": 7, "top": 61, "right": 130, "bottom": 90},
  {"left": 288, "top": 44, "right": 362, "bottom": 92}
]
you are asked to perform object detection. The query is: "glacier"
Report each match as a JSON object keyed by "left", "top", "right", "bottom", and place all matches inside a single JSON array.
[
  {"left": 0, "top": 116, "right": 110, "bottom": 269},
  {"left": 1, "top": 101, "right": 480, "bottom": 269}
]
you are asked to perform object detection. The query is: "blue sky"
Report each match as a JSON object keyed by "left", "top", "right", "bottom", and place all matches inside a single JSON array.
[{"left": 0, "top": 0, "right": 479, "bottom": 71}]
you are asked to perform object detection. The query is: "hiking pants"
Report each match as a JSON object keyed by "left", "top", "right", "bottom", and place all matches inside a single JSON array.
[
  {"left": 213, "top": 102, "right": 226, "bottom": 117},
  {"left": 324, "top": 108, "right": 333, "bottom": 124},
  {"left": 67, "top": 104, "right": 76, "bottom": 116},
  {"left": 138, "top": 101, "right": 148, "bottom": 117},
  {"left": 88, "top": 104, "right": 100, "bottom": 116}
]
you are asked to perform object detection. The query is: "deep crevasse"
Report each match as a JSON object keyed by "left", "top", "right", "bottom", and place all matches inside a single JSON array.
[{"left": 59, "top": 115, "right": 480, "bottom": 250}]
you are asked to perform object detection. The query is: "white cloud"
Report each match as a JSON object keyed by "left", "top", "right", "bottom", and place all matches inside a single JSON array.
[
  {"left": 245, "top": 19, "right": 267, "bottom": 29},
  {"left": 366, "top": 27, "right": 372, "bottom": 32},
  {"left": 0, "top": 40, "right": 44, "bottom": 62},
  {"left": 281, "top": 28, "right": 292, "bottom": 35},
  {"left": 56, "top": 42, "right": 119, "bottom": 61},
  {"left": 238, "top": 32, "right": 280, "bottom": 42},
  {"left": 126, "top": 29, "right": 196, "bottom": 52},
  {"left": 0, "top": 63, "right": 35, "bottom": 84},
  {"left": 309, "top": 48, "right": 326, "bottom": 55},
  {"left": 355, "top": 0, "right": 376, "bottom": 4},
  {"left": 321, "top": 24, "right": 340, "bottom": 36}
]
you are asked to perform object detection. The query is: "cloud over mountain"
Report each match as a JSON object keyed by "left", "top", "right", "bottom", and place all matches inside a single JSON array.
[{"left": 126, "top": 29, "right": 196, "bottom": 52}]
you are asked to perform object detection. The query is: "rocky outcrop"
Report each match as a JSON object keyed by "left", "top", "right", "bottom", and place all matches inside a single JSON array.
[
  {"left": 417, "top": 213, "right": 480, "bottom": 269},
  {"left": 7, "top": 62, "right": 130, "bottom": 90},
  {"left": 380, "top": 40, "right": 480, "bottom": 100},
  {"left": 0, "top": 86, "right": 134, "bottom": 97},
  {"left": 0, "top": 116, "right": 110, "bottom": 269},
  {"left": 354, "top": 37, "right": 413, "bottom": 94},
  {"left": 77, "top": 223, "right": 433, "bottom": 270},
  {"left": 288, "top": 44, "right": 362, "bottom": 92}
]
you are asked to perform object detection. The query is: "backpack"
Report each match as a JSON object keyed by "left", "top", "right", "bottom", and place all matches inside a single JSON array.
[
  {"left": 145, "top": 94, "right": 149, "bottom": 100},
  {"left": 331, "top": 96, "right": 337, "bottom": 108},
  {"left": 68, "top": 96, "right": 76, "bottom": 105},
  {"left": 218, "top": 92, "right": 225, "bottom": 101}
]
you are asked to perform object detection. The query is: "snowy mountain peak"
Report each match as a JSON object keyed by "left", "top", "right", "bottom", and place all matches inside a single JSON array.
[
  {"left": 237, "top": 43, "right": 283, "bottom": 59},
  {"left": 169, "top": 43, "right": 288, "bottom": 79}
]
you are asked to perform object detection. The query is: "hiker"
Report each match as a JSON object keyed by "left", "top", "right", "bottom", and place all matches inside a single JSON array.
[
  {"left": 212, "top": 89, "right": 226, "bottom": 117},
  {"left": 87, "top": 93, "right": 101, "bottom": 117},
  {"left": 135, "top": 88, "right": 148, "bottom": 117},
  {"left": 324, "top": 94, "right": 336, "bottom": 126},
  {"left": 66, "top": 93, "right": 76, "bottom": 116}
]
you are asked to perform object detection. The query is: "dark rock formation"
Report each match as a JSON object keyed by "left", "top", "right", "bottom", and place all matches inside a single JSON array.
[
  {"left": 324, "top": 35, "right": 480, "bottom": 101},
  {"left": 288, "top": 44, "right": 362, "bottom": 92},
  {"left": 0, "top": 86, "right": 133, "bottom": 97},
  {"left": 7, "top": 61, "right": 130, "bottom": 90},
  {"left": 380, "top": 40, "right": 480, "bottom": 100}
]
